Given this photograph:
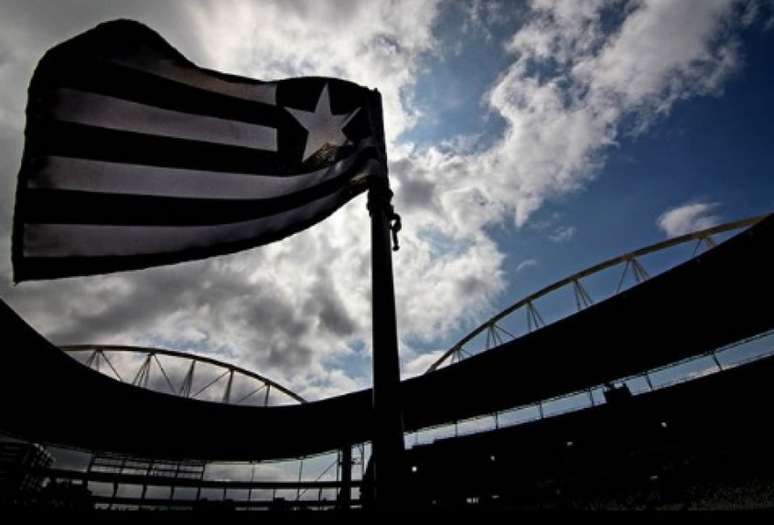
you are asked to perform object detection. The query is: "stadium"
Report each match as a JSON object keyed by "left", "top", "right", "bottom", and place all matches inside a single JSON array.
[{"left": 2, "top": 214, "right": 773, "bottom": 511}]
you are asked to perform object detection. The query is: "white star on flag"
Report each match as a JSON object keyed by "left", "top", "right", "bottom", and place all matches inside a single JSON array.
[{"left": 285, "top": 84, "right": 360, "bottom": 162}]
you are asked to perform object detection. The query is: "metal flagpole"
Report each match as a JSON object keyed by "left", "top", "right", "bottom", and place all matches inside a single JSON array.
[{"left": 365, "top": 88, "right": 406, "bottom": 507}]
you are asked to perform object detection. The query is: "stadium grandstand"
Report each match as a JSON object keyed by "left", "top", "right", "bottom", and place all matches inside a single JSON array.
[{"left": 1, "top": 214, "right": 773, "bottom": 510}]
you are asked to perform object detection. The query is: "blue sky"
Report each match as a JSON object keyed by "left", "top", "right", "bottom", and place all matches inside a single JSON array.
[
  {"left": 400, "top": 3, "right": 518, "bottom": 149},
  {"left": 0, "top": 0, "right": 773, "bottom": 401}
]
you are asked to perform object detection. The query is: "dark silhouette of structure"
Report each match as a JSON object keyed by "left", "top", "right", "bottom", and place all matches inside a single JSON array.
[
  {"left": 1, "top": 214, "right": 773, "bottom": 510},
  {"left": 403, "top": 351, "right": 774, "bottom": 510},
  {"left": 0, "top": 440, "right": 52, "bottom": 507}
]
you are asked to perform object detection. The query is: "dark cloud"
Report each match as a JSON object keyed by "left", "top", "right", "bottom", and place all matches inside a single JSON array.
[
  {"left": 0, "top": 239, "right": 365, "bottom": 379},
  {"left": 456, "top": 275, "right": 487, "bottom": 298},
  {"left": 399, "top": 176, "right": 436, "bottom": 211},
  {"left": 303, "top": 268, "right": 358, "bottom": 338},
  {"left": 391, "top": 157, "right": 438, "bottom": 212},
  {"left": 0, "top": 1, "right": 205, "bottom": 62}
]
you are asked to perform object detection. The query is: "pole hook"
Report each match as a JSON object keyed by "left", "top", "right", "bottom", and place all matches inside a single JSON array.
[{"left": 390, "top": 213, "right": 402, "bottom": 252}]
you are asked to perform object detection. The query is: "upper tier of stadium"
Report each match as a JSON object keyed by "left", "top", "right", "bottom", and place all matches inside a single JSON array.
[{"left": 2, "top": 215, "right": 773, "bottom": 460}]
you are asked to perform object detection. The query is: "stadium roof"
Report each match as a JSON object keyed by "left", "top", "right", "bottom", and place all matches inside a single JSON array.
[{"left": 2, "top": 215, "right": 773, "bottom": 460}]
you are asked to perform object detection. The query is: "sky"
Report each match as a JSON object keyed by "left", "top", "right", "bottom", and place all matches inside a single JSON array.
[{"left": 1, "top": 0, "right": 773, "bottom": 404}]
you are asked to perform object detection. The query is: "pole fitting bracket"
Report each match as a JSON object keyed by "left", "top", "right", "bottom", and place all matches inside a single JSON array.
[
  {"left": 367, "top": 178, "right": 402, "bottom": 251},
  {"left": 390, "top": 213, "right": 402, "bottom": 252}
]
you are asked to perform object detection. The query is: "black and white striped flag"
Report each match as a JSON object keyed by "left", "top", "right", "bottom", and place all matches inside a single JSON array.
[{"left": 13, "top": 20, "right": 385, "bottom": 282}]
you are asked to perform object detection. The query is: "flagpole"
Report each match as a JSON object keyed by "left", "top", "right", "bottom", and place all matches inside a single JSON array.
[{"left": 366, "top": 89, "right": 406, "bottom": 507}]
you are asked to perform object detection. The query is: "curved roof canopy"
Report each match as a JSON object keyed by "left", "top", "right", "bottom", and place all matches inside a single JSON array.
[{"left": 2, "top": 215, "right": 773, "bottom": 460}]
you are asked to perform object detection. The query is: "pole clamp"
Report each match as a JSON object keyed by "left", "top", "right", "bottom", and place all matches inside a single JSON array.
[
  {"left": 390, "top": 213, "right": 402, "bottom": 252},
  {"left": 367, "top": 179, "right": 403, "bottom": 252}
]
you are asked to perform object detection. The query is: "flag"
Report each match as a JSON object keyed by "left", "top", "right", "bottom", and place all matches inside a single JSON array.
[{"left": 12, "top": 19, "right": 385, "bottom": 282}]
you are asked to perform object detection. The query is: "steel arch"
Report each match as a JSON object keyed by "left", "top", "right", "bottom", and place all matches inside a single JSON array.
[
  {"left": 426, "top": 215, "right": 768, "bottom": 373},
  {"left": 61, "top": 345, "right": 306, "bottom": 405}
]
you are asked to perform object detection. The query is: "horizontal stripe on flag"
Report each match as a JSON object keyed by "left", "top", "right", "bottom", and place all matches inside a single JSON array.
[
  {"left": 28, "top": 140, "right": 375, "bottom": 200},
  {"left": 22, "top": 181, "right": 367, "bottom": 258},
  {"left": 49, "top": 88, "right": 277, "bottom": 151},
  {"left": 110, "top": 56, "right": 276, "bottom": 105},
  {"left": 23, "top": 168, "right": 356, "bottom": 225},
  {"left": 39, "top": 59, "right": 281, "bottom": 129},
  {"left": 31, "top": 121, "right": 308, "bottom": 176},
  {"left": 44, "top": 18, "right": 276, "bottom": 106}
]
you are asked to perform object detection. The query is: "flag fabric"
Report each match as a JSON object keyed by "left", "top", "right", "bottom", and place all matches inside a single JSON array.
[{"left": 13, "top": 19, "right": 385, "bottom": 282}]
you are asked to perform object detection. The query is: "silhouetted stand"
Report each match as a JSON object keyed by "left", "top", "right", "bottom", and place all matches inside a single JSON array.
[{"left": 366, "top": 89, "right": 406, "bottom": 507}]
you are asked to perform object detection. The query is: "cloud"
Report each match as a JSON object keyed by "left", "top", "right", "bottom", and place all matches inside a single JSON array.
[
  {"left": 515, "top": 259, "right": 538, "bottom": 273},
  {"left": 186, "top": 0, "right": 441, "bottom": 145},
  {"left": 549, "top": 226, "right": 576, "bottom": 243},
  {"left": 657, "top": 201, "right": 722, "bottom": 237},
  {"left": 401, "top": 348, "right": 445, "bottom": 379},
  {"left": 741, "top": 0, "right": 774, "bottom": 31}
]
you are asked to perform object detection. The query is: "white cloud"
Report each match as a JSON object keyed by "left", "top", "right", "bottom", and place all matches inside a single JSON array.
[
  {"left": 574, "top": 0, "right": 741, "bottom": 110},
  {"left": 549, "top": 226, "right": 576, "bottom": 243},
  {"left": 515, "top": 259, "right": 538, "bottom": 273},
  {"left": 401, "top": 348, "right": 445, "bottom": 379},
  {"left": 186, "top": 0, "right": 441, "bottom": 146},
  {"left": 657, "top": 201, "right": 722, "bottom": 237}
]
